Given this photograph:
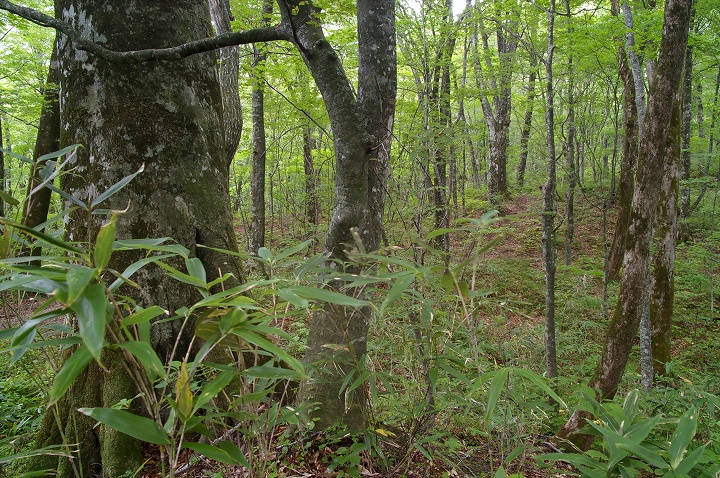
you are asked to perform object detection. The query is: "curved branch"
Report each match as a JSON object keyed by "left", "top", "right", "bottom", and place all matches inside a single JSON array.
[{"left": 0, "top": 0, "right": 291, "bottom": 63}]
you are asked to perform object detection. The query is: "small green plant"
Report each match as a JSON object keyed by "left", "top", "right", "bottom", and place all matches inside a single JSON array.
[{"left": 538, "top": 387, "right": 720, "bottom": 477}]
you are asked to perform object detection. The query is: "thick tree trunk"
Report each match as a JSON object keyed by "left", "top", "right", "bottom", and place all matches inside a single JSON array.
[
  {"left": 27, "top": 2, "right": 243, "bottom": 476},
  {"left": 556, "top": 0, "right": 691, "bottom": 449},
  {"left": 649, "top": 98, "right": 681, "bottom": 379},
  {"left": 20, "top": 39, "right": 60, "bottom": 260}
]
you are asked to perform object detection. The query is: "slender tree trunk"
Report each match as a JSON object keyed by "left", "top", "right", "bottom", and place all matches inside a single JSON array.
[
  {"left": 565, "top": 13, "right": 576, "bottom": 265},
  {"left": 302, "top": 126, "right": 318, "bottom": 226},
  {"left": 607, "top": 45, "right": 639, "bottom": 280},
  {"left": 543, "top": 0, "right": 558, "bottom": 380},
  {"left": 556, "top": 0, "right": 691, "bottom": 449},
  {"left": 678, "top": 42, "right": 693, "bottom": 242},
  {"left": 20, "top": 39, "right": 60, "bottom": 259},
  {"left": 0, "top": 115, "right": 4, "bottom": 218},
  {"left": 517, "top": 69, "right": 536, "bottom": 188},
  {"left": 248, "top": 0, "right": 272, "bottom": 257}
]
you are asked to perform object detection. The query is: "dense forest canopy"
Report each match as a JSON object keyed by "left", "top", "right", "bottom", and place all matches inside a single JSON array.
[{"left": 0, "top": 0, "right": 719, "bottom": 476}]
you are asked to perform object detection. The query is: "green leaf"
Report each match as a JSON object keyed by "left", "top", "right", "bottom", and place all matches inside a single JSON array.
[
  {"left": 78, "top": 407, "right": 170, "bottom": 445},
  {"left": 485, "top": 368, "right": 509, "bottom": 427},
  {"left": 194, "top": 369, "right": 236, "bottom": 411},
  {"left": 615, "top": 440, "right": 668, "bottom": 468},
  {"left": 244, "top": 364, "right": 302, "bottom": 380},
  {"left": 184, "top": 441, "right": 249, "bottom": 467},
  {"left": 271, "top": 239, "right": 313, "bottom": 263},
  {"left": 36, "top": 144, "right": 80, "bottom": 162},
  {"left": 257, "top": 247, "right": 272, "bottom": 262},
  {"left": 380, "top": 272, "right": 415, "bottom": 313},
  {"left": 2, "top": 219, "right": 86, "bottom": 254},
  {"left": 66, "top": 266, "right": 96, "bottom": 306},
  {"left": 286, "top": 285, "right": 369, "bottom": 307},
  {"left": 91, "top": 163, "right": 145, "bottom": 208},
  {"left": 155, "top": 260, "right": 207, "bottom": 289},
  {"left": 109, "top": 253, "right": 177, "bottom": 291},
  {"left": 120, "top": 306, "right": 168, "bottom": 328},
  {"left": 49, "top": 345, "right": 93, "bottom": 404},
  {"left": 185, "top": 257, "right": 207, "bottom": 285},
  {"left": 669, "top": 406, "right": 698, "bottom": 469},
  {"left": 493, "top": 465, "right": 506, "bottom": 478},
  {"left": 118, "top": 341, "right": 167, "bottom": 380},
  {"left": 112, "top": 238, "right": 189, "bottom": 257},
  {"left": 94, "top": 216, "right": 117, "bottom": 271},
  {"left": 232, "top": 329, "right": 304, "bottom": 377},
  {"left": 0, "top": 189, "right": 19, "bottom": 206},
  {"left": 71, "top": 283, "right": 109, "bottom": 361},
  {"left": 673, "top": 443, "right": 707, "bottom": 475},
  {"left": 277, "top": 288, "right": 310, "bottom": 308},
  {"left": 0, "top": 444, "right": 74, "bottom": 465}
]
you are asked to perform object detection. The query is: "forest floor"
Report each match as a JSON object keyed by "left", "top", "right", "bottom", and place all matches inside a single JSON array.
[{"left": 2, "top": 188, "right": 719, "bottom": 477}]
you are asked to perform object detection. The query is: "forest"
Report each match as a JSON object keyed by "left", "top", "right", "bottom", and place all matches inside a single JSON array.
[{"left": 0, "top": 0, "right": 718, "bottom": 476}]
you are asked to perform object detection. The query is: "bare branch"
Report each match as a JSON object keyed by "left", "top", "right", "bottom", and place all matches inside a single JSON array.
[{"left": 0, "top": 0, "right": 291, "bottom": 63}]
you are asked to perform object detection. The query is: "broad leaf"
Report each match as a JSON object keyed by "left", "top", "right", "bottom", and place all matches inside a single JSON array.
[
  {"left": 118, "top": 341, "right": 167, "bottom": 380},
  {"left": 94, "top": 216, "right": 117, "bottom": 271},
  {"left": 49, "top": 345, "right": 93, "bottom": 404},
  {"left": 78, "top": 407, "right": 170, "bottom": 445},
  {"left": 669, "top": 406, "right": 697, "bottom": 469},
  {"left": 71, "top": 283, "right": 109, "bottom": 361}
]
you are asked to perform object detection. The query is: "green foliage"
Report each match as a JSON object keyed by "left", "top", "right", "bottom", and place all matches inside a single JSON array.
[{"left": 538, "top": 388, "right": 720, "bottom": 477}]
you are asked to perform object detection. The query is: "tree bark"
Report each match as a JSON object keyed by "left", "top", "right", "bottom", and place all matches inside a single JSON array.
[
  {"left": 473, "top": 4, "right": 517, "bottom": 204},
  {"left": 302, "top": 126, "right": 318, "bottom": 226},
  {"left": 286, "top": 0, "right": 396, "bottom": 430},
  {"left": 678, "top": 41, "right": 693, "bottom": 242},
  {"left": 0, "top": 115, "right": 4, "bottom": 217},
  {"left": 556, "top": 0, "right": 691, "bottom": 450},
  {"left": 27, "top": 2, "right": 243, "bottom": 476},
  {"left": 543, "top": 0, "right": 558, "bottom": 380},
  {"left": 607, "top": 47, "right": 639, "bottom": 280},
  {"left": 248, "top": 1, "right": 273, "bottom": 257},
  {"left": 209, "top": 0, "right": 242, "bottom": 166}
]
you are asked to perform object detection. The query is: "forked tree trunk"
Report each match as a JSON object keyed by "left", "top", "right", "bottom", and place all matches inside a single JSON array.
[
  {"left": 288, "top": 0, "right": 396, "bottom": 430},
  {"left": 27, "top": 2, "right": 243, "bottom": 476},
  {"left": 556, "top": 0, "right": 691, "bottom": 450}
]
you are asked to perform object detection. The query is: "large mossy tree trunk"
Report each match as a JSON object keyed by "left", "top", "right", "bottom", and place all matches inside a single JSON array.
[
  {"left": 27, "top": 1, "right": 242, "bottom": 476},
  {"left": 555, "top": 0, "right": 691, "bottom": 450},
  {"left": 284, "top": 0, "right": 396, "bottom": 430}
]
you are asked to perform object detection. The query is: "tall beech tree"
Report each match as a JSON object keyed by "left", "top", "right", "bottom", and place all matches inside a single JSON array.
[
  {"left": 556, "top": 0, "right": 692, "bottom": 449},
  {"left": 472, "top": 0, "right": 519, "bottom": 204},
  {"left": 1, "top": 0, "right": 396, "bottom": 440}
]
